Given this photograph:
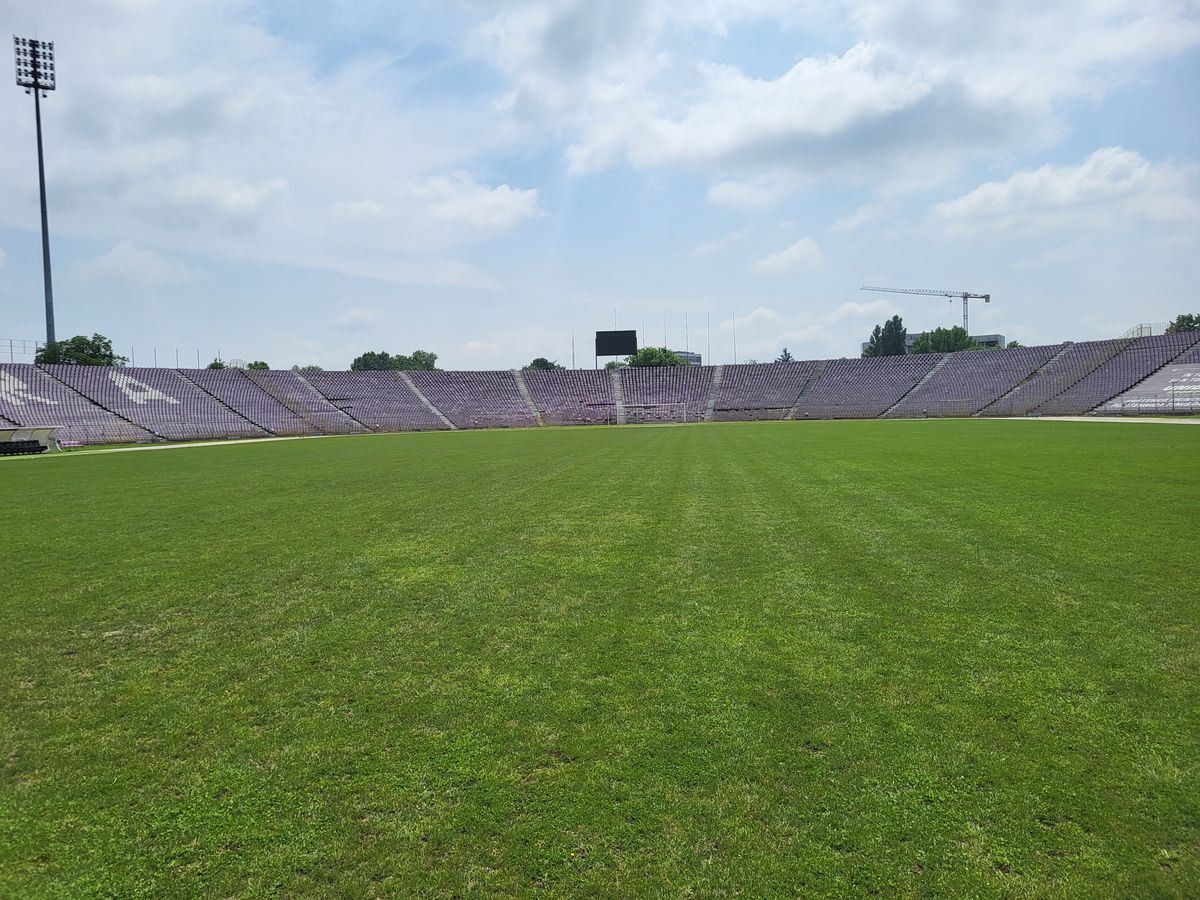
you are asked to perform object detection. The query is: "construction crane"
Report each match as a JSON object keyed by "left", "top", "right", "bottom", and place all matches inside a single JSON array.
[{"left": 861, "top": 285, "right": 990, "bottom": 335}]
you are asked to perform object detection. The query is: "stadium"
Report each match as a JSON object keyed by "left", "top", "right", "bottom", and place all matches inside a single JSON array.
[
  {"left": 4, "top": 4, "right": 1200, "bottom": 898},
  {"left": 1, "top": 330, "right": 1199, "bottom": 445}
]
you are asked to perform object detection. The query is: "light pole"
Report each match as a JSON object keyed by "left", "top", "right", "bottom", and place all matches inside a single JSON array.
[{"left": 13, "top": 36, "right": 57, "bottom": 345}]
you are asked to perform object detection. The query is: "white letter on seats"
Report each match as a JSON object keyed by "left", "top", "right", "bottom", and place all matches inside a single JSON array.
[
  {"left": 110, "top": 372, "right": 180, "bottom": 405},
  {"left": 0, "top": 371, "right": 59, "bottom": 406}
]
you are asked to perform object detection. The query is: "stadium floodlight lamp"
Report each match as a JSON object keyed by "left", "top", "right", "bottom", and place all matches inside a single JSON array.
[
  {"left": 14, "top": 35, "right": 58, "bottom": 344},
  {"left": 13, "top": 36, "right": 55, "bottom": 94}
]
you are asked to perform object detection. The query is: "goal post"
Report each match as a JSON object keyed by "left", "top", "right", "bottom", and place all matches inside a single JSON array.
[{"left": 624, "top": 402, "right": 690, "bottom": 424}]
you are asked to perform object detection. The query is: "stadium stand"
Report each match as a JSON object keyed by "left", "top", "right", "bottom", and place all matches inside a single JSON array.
[
  {"left": 711, "top": 362, "right": 816, "bottom": 421},
  {"left": 790, "top": 354, "right": 941, "bottom": 419},
  {"left": 886, "top": 344, "right": 1060, "bottom": 418},
  {"left": 978, "top": 339, "right": 1129, "bottom": 417},
  {"left": 410, "top": 370, "right": 537, "bottom": 429},
  {"left": 1103, "top": 361, "right": 1200, "bottom": 414},
  {"left": 242, "top": 369, "right": 370, "bottom": 434},
  {"left": 44, "top": 365, "right": 269, "bottom": 441},
  {"left": 522, "top": 369, "right": 616, "bottom": 425},
  {"left": 619, "top": 365, "right": 715, "bottom": 422},
  {"left": 182, "top": 368, "right": 321, "bottom": 436},
  {"left": 2, "top": 334, "right": 1196, "bottom": 447},
  {"left": 1034, "top": 332, "right": 1200, "bottom": 415},
  {"left": 304, "top": 371, "right": 449, "bottom": 432},
  {"left": 0, "top": 363, "right": 152, "bottom": 444}
]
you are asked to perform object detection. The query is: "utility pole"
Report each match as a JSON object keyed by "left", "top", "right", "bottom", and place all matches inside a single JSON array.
[{"left": 14, "top": 36, "right": 58, "bottom": 345}]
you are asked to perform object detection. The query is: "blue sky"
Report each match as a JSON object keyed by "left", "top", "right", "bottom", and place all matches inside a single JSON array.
[{"left": 1, "top": 0, "right": 1198, "bottom": 369}]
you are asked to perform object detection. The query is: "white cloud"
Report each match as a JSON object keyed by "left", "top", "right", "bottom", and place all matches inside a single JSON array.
[
  {"left": 721, "top": 306, "right": 784, "bottom": 331},
  {"left": 0, "top": 1, "right": 536, "bottom": 291},
  {"left": 707, "top": 179, "right": 788, "bottom": 210},
  {"left": 75, "top": 241, "right": 194, "bottom": 288},
  {"left": 831, "top": 299, "right": 896, "bottom": 319},
  {"left": 831, "top": 201, "right": 896, "bottom": 233},
  {"left": 460, "top": 340, "right": 487, "bottom": 355},
  {"left": 751, "top": 237, "right": 824, "bottom": 274},
  {"left": 404, "top": 173, "right": 542, "bottom": 231},
  {"left": 332, "top": 199, "right": 386, "bottom": 221},
  {"left": 691, "top": 227, "right": 748, "bottom": 257},
  {"left": 333, "top": 308, "right": 381, "bottom": 330},
  {"left": 473, "top": 0, "right": 1200, "bottom": 191},
  {"left": 934, "top": 147, "right": 1200, "bottom": 233}
]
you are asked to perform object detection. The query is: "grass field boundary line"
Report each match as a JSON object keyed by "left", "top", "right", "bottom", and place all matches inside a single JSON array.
[
  {"left": 396, "top": 371, "right": 457, "bottom": 430},
  {"left": 175, "top": 368, "right": 277, "bottom": 436},
  {"left": 511, "top": 369, "right": 545, "bottom": 427},
  {"left": 881, "top": 353, "right": 950, "bottom": 418},
  {"left": 976, "top": 415, "right": 1200, "bottom": 425}
]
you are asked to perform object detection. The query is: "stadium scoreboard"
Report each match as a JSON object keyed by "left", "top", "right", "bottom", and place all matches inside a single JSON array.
[{"left": 595, "top": 330, "right": 637, "bottom": 357}]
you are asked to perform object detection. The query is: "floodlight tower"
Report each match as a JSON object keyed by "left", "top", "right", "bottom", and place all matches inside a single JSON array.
[{"left": 13, "top": 36, "right": 58, "bottom": 345}]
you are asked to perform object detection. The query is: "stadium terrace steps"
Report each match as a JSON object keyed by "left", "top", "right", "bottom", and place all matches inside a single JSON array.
[
  {"left": 525, "top": 369, "right": 615, "bottom": 425},
  {"left": 43, "top": 365, "right": 268, "bottom": 441},
  {"left": 178, "top": 368, "right": 321, "bottom": 437},
  {"left": 1033, "top": 333, "right": 1200, "bottom": 416},
  {"left": 511, "top": 370, "right": 545, "bottom": 427},
  {"left": 621, "top": 365, "right": 714, "bottom": 423},
  {"left": 243, "top": 369, "right": 370, "bottom": 434},
  {"left": 979, "top": 339, "right": 1131, "bottom": 417},
  {"left": 1103, "top": 356, "right": 1200, "bottom": 414},
  {"left": 788, "top": 354, "right": 940, "bottom": 419},
  {"left": 610, "top": 368, "right": 627, "bottom": 425},
  {"left": 703, "top": 365, "right": 724, "bottom": 421},
  {"left": 977, "top": 343, "right": 1072, "bottom": 416},
  {"left": 3, "top": 334, "right": 1197, "bottom": 445},
  {"left": 712, "top": 362, "right": 814, "bottom": 421},
  {"left": 304, "top": 371, "right": 450, "bottom": 432},
  {"left": 409, "top": 370, "right": 537, "bottom": 429},
  {"left": 881, "top": 354, "right": 950, "bottom": 417},
  {"left": 1, "top": 364, "right": 153, "bottom": 444},
  {"left": 886, "top": 344, "right": 1060, "bottom": 418},
  {"left": 396, "top": 371, "right": 457, "bottom": 429},
  {"left": 785, "top": 359, "right": 829, "bottom": 420}
]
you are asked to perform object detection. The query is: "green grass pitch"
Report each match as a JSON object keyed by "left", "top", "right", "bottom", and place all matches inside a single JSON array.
[{"left": 2, "top": 421, "right": 1198, "bottom": 896}]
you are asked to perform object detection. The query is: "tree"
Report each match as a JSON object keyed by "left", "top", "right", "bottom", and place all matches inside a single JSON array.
[
  {"left": 775, "top": 348, "right": 795, "bottom": 363},
  {"left": 1166, "top": 313, "right": 1199, "bottom": 334},
  {"left": 34, "top": 333, "right": 127, "bottom": 366},
  {"left": 292, "top": 364, "right": 323, "bottom": 373},
  {"left": 910, "top": 326, "right": 980, "bottom": 354},
  {"left": 861, "top": 315, "right": 907, "bottom": 357},
  {"left": 524, "top": 357, "right": 564, "bottom": 370},
  {"left": 625, "top": 346, "right": 687, "bottom": 367},
  {"left": 604, "top": 360, "right": 623, "bottom": 369},
  {"left": 207, "top": 358, "right": 226, "bottom": 369},
  {"left": 398, "top": 349, "right": 438, "bottom": 371},
  {"left": 1006, "top": 340, "right": 1022, "bottom": 349},
  {"left": 247, "top": 360, "right": 270, "bottom": 369},
  {"left": 351, "top": 349, "right": 439, "bottom": 371},
  {"left": 351, "top": 351, "right": 395, "bottom": 371}
]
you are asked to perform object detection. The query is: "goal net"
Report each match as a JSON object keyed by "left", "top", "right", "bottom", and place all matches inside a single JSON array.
[{"left": 624, "top": 402, "right": 691, "bottom": 424}]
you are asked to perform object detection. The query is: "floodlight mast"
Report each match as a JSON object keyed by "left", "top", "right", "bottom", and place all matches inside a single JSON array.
[
  {"left": 861, "top": 285, "right": 990, "bottom": 334},
  {"left": 13, "top": 36, "right": 57, "bottom": 345}
]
